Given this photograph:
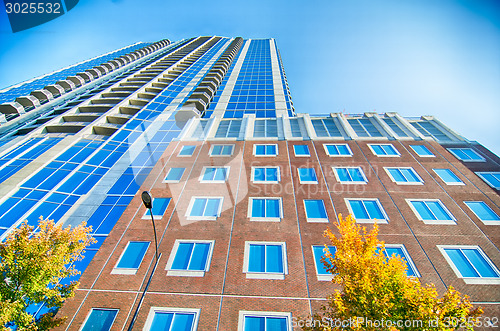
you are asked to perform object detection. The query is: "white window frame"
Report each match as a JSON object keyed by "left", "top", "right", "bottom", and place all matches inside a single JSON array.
[
  {"left": 303, "top": 200, "right": 329, "bottom": 223},
  {"left": 199, "top": 166, "right": 230, "bottom": 183},
  {"left": 248, "top": 197, "right": 283, "bottom": 222},
  {"left": 165, "top": 239, "right": 215, "bottom": 277},
  {"left": 293, "top": 144, "right": 310, "bottom": 157},
  {"left": 251, "top": 166, "right": 280, "bottom": 184},
  {"left": 448, "top": 148, "right": 485, "bottom": 162},
  {"left": 384, "top": 167, "right": 423, "bottom": 185},
  {"left": 186, "top": 196, "right": 224, "bottom": 221},
  {"left": 406, "top": 199, "right": 456, "bottom": 225},
  {"left": 143, "top": 307, "right": 201, "bottom": 331},
  {"left": 243, "top": 241, "right": 288, "bottom": 280},
  {"left": 238, "top": 311, "right": 292, "bottom": 331},
  {"left": 323, "top": 143, "right": 353, "bottom": 157},
  {"left": 475, "top": 172, "right": 500, "bottom": 189},
  {"left": 163, "top": 167, "right": 185, "bottom": 183},
  {"left": 253, "top": 144, "right": 278, "bottom": 157},
  {"left": 297, "top": 168, "right": 319, "bottom": 184},
  {"left": 433, "top": 168, "right": 464, "bottom": 186},
  {"left": 367, "top": 143, "right": 401, "bottom": 157},
  {"left": 178, "top": 145, "right": 196, "bottom": 157},
  {"left": 333, "top": 166, "right": 368, "bottom": 184},
  {"left": 344, "top": 198, "right": 389, "bottom": 224},
  {"left": 464, "top": 201, "right": 500, "bottom": 225},
  {"left": 409, "top": 145, "right": 435, "bottom": 157},
  {"left": 80, "top": 308, "right": 119, "bottom": 331},
  {"left": 311, "top": 245, "right": 335, "bottom": 281},
  {"left": 437, "top": 245, "right": 500, "bottom": 285},
  {"left": 383, "top": 244, "right": 420, "bottom": 277},
  {"left": 111, "top": 241, "right": 150, "bottom": 275},
  {"left": 209, "top": 144, "right": 235, "bottom": 157}
]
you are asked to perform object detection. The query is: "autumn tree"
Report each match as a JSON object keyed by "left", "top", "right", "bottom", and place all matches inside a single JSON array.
[
  {"left": 302, "top": 214, "right": 482, "bottom": 331},
  {"left": 0, "top": 218, "right": 95, "bottom": 330}
]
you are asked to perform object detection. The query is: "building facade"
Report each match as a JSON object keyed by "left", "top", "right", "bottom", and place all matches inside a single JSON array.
[{"left": 0, "top": 36, "right": 499, "bottom": 330}]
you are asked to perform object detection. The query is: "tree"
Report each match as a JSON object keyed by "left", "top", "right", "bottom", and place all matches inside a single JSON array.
[
  {"left": 302, "top": 214, "right": 482, "bottom": 331},
  {"left": 0, "top": 218, "right": 96, "bottom": 330}
]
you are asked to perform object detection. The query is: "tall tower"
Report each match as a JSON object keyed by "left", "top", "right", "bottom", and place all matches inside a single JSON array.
[{"left": 0, "top": 37, "right": 499, "bottom": 330}]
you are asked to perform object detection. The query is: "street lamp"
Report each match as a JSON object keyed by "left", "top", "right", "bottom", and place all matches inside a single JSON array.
[{"left": 141, "top": 191, "right": 159, "bottom": 262}]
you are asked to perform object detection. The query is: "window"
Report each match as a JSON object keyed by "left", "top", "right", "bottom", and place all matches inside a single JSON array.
[
  {"left": 297, "top": 168, "right": 318, "bottom": 184},
  {"left": 254, "top": 119, "right": 278, "bottom": 138},
  {"left": 448, "top": 148, "right": 485, "bottom": 162},
  {"left": 166, "top": 240, "right": 214, "bottom": 277},
  {"left": 348, "top": 118, "right": 384, "bottom": 137},
  {"left": 248, "top": 198, "right": 282, "bottom": 222},
  {"left": 368, "top": 144, "right": 400, "bottom": 157},
  {"left": 186, "top": 197, "right": 223, "bottom": 221},
  {"left": 381, "top": 244, "right": 419, "bottom": 277},
  {"left": 254, "top": 144, "right": 278, "bottom": 156},
  {"left": 407, "top": 199, "right": 456, "bottom": 224},
  {"left": 210, "top": 144, "right": 234, "bottom": 156},
  {"left": 410, "top": 145, "right": 434, "bottom": 157},
  {"left": 252, "top": 167, "right": 280, "bottom": 183},
  {"left": 239, "top": 311, "right": 292, "bottom": 331},
  {"left": 112, "top": 241, "right": 150, "bottom": 275},
  {"left": 438, "top": 245, "right": 500, "bottom": 284},
  {"left": 215, "top": 119, "right": 242, "bottom": 138},
  {"left": 333, "top": 167, "right": 367, "bottom": 184},
  {"left": 178, "top": 145, "right": 196, "bottom": 157},
  {"left": 345, "top": 199, "right": 389, "bottom": 223},
  {"left": 244, "top": 242, "right": 287, "bottom": 279},
  {"left": 476, "top": 172, "right": 500, "bottom": 189},
  {"left": 323, "top": 143, "right": 352, "bottom": 157},
  {"left": 293, "top": 145, "right": 310, "bottom": 157},
  {"left": 304, "top": 200, "right": 329, "bottom": 223},
  {"left": 433, "top": 169, "right": 464, "bottom": 185},
  {"left": 143, "top": 198, "right": 171, "bottom": 220},
  {"left": 312, "top": 245, "right": 336, "bottom": 281},
  {"left": 384, "top": 167, "right": 423, "bottom": 185},
  {"left": 200, "top": 167, "right": 229, "bottom": 183},
  {"left": 81, "top": 308, "right": 118, "bottom": 331},
  {"left": 143, "top": 307, "right": 200, "bottom": 331},
  {"left": 464, "top": 201, "right": 500, "bottom": 225},
  {"left": 311, "top": 118, "right": 343, "bottom": 138},
  {"left": 164, "top": 167, "right": 185, "bottom": 183}
]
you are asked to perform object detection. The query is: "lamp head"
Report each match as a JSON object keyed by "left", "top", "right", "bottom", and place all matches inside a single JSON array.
[{"left": 141, "top": 191, "right": 153, "bottom": 209}]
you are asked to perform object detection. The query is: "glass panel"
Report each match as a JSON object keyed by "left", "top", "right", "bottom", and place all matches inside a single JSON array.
[
  {"left": 381, "top": 145, "right": 397, "bottom": 155},
  {"left": 213, "top": 168, "right": 227, "bottom": 181},
  {"left": 189, "top": 243, "right": 210, "bottom": 271},
  {"left": 462, "top": 149, "right": 482, "bottom": 160},
  {"left": 172, "top": 243, "right": 194, "bottom": 270},
  {"left": 371, "top": 145, "right": 385, "bottom": 155},
  {"left": 249, "top": 244, "right": 266, "bottom": 272},
  {"left": 326, "top": 145, "right": 339, "bottom": 155},
  {"left": 254, "top": 168, "right": 266, "bottom": 181},
  {"left": 349, "top": 200, "right": 369, "bottom": 219},
  {"left": 336, "top": 168, "right": 350, "bottom": 182},
  {"left": 462, "top": 249, "right": 498, "bottom": 278},
  {"left": 191, "top": 199, "right": 207, "bottom": 217},
  {"left": 82, "top": 309, "right": 117, "bottom": 331},
  {"left": 313, "top": 245, "right": 335, "bottom": 275},
  {"left": 212, "top": 145, "right": 222, "bottom": 155},
  {"left": 204, "top": 199, "right": 220, "bottom": 217},
  {"left": 252, "top": 199, "right": 266, "bottom": 217},
  {"left": 400, "top": 168, "right": 420, "bottom": 182},
  {"left": 294, "top": 145, "right": 309, "bottom": 156},
  {"left": 266, "top": 168, "right": 278, "bottom": 181},
  {"left": 267, "top": 317, "right": 288, "bottom": 330},
  {"left": 179, "top": 145, "right": 195, "bottom": 156},
  {"left": 266, "top": 199, "right": 280, "bottom": 218},
  {"left": 411, "top": 145, "right": 433, "bottom": 156},
  {"left": 434, "top": 169, "right": 462, "bottom": 183},
  {"left": 116, "top": 242, "right": 149, "bottom": 269},
  {"left": 364, "top": 200, "right": 384, "bottom": 220},
  {"left": 388, "top": 169, "right": 406, "bottom": 182},
  {"left": 445, "top": 248, "right": 479, "bottom": 277},
  {"left": 245, "top": 316, "right": 265, "bottom": 331},
  {"left": 266, "top": 145, "right": 276, "bottom": 155},
  {"left": 266, "top": 245, "right": 283, "bottom": 273},
  {"left": 203, "top": 168, "right": 216, "bottom": 181},
  {"left": 151, "top": 312, "right": 173, "bottom": 330},
  {"left": 411, "top": 201, "right": 434, "bottom": 220},
  {"left": 348, "top": 168, "right": 365, "bottom": 182},
  {"left": 337, "top": 144, "right": 350, "bottom": 155},
  {"left": 466, "top": 202, "right": 500, "bottom": 221},
  {"left": 222, "top": 145, "right": 233, "bottom": 155},
  {"left": 427, "top": 201, "right": 451, "bottom": 221},
  {"left": 152, "top": 198, "right": 170, "bottom": 217},
  {"left": 171, "top": 313, "right": 195, "bottom": 331},
  {"left": 305, "top": 200, "right": 327, "bottom": 219}
]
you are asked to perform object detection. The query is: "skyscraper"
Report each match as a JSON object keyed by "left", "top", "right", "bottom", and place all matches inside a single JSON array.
[{"left": 0, "top": 36, "right": 499, "bottom": 330}]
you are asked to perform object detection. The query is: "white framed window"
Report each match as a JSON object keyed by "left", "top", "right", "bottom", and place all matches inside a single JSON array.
[
  {"left": 345, "top": 198, "right": 389, "bottom": 224},
  {"left": 186, "top": 197, "right": 223, "bottom": 221},
  {"left": 80, "top": 308, "right": 118, "bottom": 331},
  {"left": 304, "top": 199, "right": 329, "bottom": 223},
  {"left": 178, "top": 145, "right": 196, "bottom": 157},
  {"left": 368, "top": 144, "right": 400, "bottom": 157},
  {"left": 406, "top": 199, "right": 456, "bottom": 225},
  {"left": 464, "top": 201, "right": 500, "bottom": 225},
  {"left": 199, "top": 166, "right": 230, "bottom": 183},
  {"left": 253, "top": 144, "right": 278, "bottom": 157},
  {"left": 248, "top": 197, "right": 282, "bottom": 222},
  {"left": 448, "top": 148, "right": 485, "bottom": 162},
  {"left": 163, "top": 167, "right": 185, "bottom": 183},
  {"left": 111, "top": 241, "right": 150, "bottom": 275},
  {"left": 209, "top": 144, "right": 234, "bottom": 156},
  {"left": 293, "top": 145, "right": 310, "bottom": 157},
  {"left": 297, "top": 168, "right": 318, "bottom": 184},
  {"left": 142, "top": 198, "right": 171, "bottom": 220},
  {"left": 433, "top": 169, "right": 464, "bottom": 185},
  {"left": 333, "top": 167, "right": 368, "bottom": 184},
  {"left": 143, "top": 307, "right": 201, "bottom": 331},
  {"left": 409, "top": 145, "right": 434, "bottom": 157},
  {"left": 438, "top": 245, "right": 500, "bottom": 284},
  {"left": 323, "top": 143, "right": 352, "bottom": 157},
  {"left": 238, "top": 311, "right": 292, "bottom": 331},
  {"left": 254, "top": 119, "right": 278, "bottom": 138},
  {"left": 384, "top": 167, "right": 423, "bottom": 185},
  {"left": 165, "top": 240, "right": 215, "bottom": 277},
  {"left": 251, "top": 167, "right": 280, "bottom": 184},
  {"left": 475, "top": 172, "right": 500, "bottom": 189},
  {"left": 381, "top": 244, "right": 420, "bottom": 277},
  {"left": 243, "top": 241, "right": 288, "bottom": 279},
  {"left": 312, "top": 245, "right": 336, "bottom": 281}
]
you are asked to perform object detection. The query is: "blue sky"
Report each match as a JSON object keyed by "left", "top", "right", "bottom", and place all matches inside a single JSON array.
[{"left": 1, "top": 0, "right": 499, "bottom": 155}]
